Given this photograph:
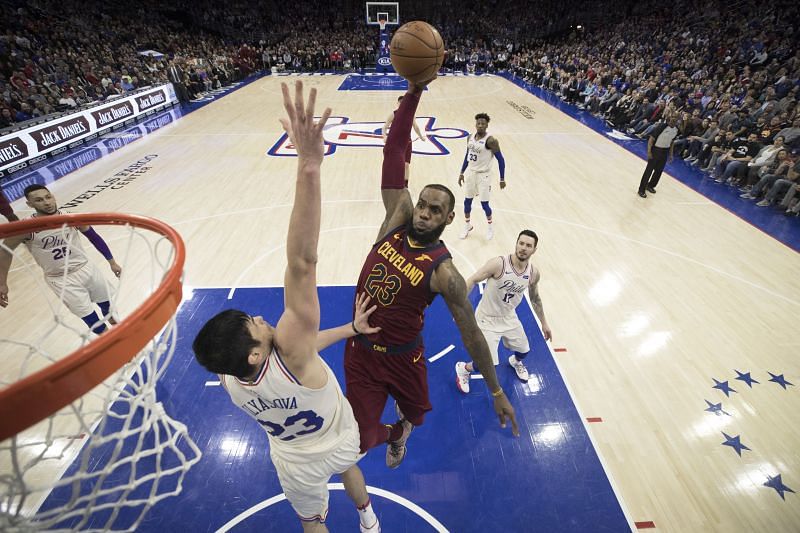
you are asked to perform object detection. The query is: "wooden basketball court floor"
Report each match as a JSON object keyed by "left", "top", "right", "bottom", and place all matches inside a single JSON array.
[{"left": 1, "top": 73, "right": 798, "bottom": 531}]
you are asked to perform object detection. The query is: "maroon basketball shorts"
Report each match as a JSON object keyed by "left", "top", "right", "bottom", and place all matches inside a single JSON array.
[
  {"left": 405, "top": 140, "right": 412, "bottom": 164},
  {"left": 344, "top": 337, "right": 431, "bottom": 452}
]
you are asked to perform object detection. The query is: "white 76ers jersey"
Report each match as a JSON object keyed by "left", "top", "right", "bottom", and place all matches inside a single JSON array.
[
  {"left": 476, "top": 255, "right": 531, "bottom": 319},
  {"left": 221, "top": 348, "right": 356, "bottom": 463},
  {"left": 466, "top": 133, "right": 494, "bottom": 173},
  {"left": 25, "top": 212, "right": 90, "bottom": 277}
]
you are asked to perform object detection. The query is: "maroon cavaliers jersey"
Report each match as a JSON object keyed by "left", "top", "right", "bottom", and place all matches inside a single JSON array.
[{"left": 355, "top": 225, "right": 451, "bottom": 346}]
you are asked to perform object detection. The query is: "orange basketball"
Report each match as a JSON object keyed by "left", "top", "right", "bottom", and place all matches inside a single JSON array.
[{"left": 390, "top": 21, "right": 445, "bottom": 84}]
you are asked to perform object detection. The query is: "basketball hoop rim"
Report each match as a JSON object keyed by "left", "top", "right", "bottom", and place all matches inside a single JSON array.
[{"left": 0, "top": 213, "right": 186, "bottom": 442}]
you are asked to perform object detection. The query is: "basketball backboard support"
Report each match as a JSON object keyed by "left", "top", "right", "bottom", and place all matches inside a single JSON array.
[{"left": 366, "top": 2, "right": 399, "bottom": 25}]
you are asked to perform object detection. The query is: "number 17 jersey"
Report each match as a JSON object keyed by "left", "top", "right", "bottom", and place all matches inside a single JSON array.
[{"left": 356, "top": 225, "right": 452, "bottom": 346}]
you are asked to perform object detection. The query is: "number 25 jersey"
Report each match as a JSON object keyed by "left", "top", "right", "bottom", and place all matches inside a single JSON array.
[{"left": 355, "top": 225, "right": 452, "bottom": 346}]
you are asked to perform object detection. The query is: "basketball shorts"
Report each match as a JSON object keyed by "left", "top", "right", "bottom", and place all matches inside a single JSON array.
[
  {"left": 405, "top": 139, "right": 412, "bottom": 164},
  {"left": 271, "top": 422, "right": 362, "bottom": 523},
  {"left": 344, "top": 338, "right": 432, "bottom": 430},
  {"left": 476, "top": 314, "right": 530, "bottom": 366},
  {"left": 44, "top": 262, "right": 111, "bottom": 317},
  {"left": 464, "top": 170, "right": 491, "bottom": 200}
]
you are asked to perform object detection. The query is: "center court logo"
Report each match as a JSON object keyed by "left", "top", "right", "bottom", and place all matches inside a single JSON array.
[{"left": 267, "top": 116, "right": 468, "bottom": 157}]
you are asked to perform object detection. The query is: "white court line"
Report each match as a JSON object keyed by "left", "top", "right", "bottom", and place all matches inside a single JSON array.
[
  {"left": 205, "top": 381, "right": 221, "bottom": 386},
  {"left": 428, "top": 344, "right": 455, "bottom": 363},
  {"left": 522, "top": 293, "right": 637, "bottom": 531},
  {"left": 497, "top": 206, "right": 800, "bottom": 308},
  {"left": 214, "top": 483, "right": 448, "bottom": 532},
  {"left": 226, "top": 224, "right": 378, "bottom": 300},
  {"left": 470, "top": 374, "right": 484, "bottom": 380}
]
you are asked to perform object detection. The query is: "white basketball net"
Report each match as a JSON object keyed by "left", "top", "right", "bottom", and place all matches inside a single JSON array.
[{"left": 0, "top": 219, "right": 201, "bottom": 531}]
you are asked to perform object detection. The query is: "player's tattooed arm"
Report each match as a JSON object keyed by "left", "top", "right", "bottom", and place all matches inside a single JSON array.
[
  {"left": 528, "top": 269, "right": 552, "bottom": 341},
  {"left": 435, "top": 259, "right": 519, "bottom": 436}
]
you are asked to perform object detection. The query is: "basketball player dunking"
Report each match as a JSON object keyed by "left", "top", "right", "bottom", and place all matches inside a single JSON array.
[
  {"left": 458, "top": 113, "right": 506, "bottom": 240},
  {"left": 383, "top": 95, "right": 427, "bottom": 187},
  {"left": 455, "top": 230, "right": 552, "bottom": 392},
  {"left": 0, "top": 185, "right": 122, "bottom": 333},
  {"left": 344, "top": 77, "right": 519, "bottom": 471},
  {"left": 193, "top": 82, "right": 380, "bottom": 533}
]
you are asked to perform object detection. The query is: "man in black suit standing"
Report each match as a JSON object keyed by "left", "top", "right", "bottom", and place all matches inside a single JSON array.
[{"left": 168, "top": 60, "right": 190, "bottom": 106}]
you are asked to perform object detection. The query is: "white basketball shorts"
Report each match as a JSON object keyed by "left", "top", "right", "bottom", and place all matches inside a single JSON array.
[
  {"left": 464, "top": 169, "right": 491, "bottom": 200},
  {"left": 476, "top": 314, "right": 530, "bottom": 366},
  {"left": 44, "top": 262, "right": 111, "bottom": 318},
  {"left": 271, "top": 424, "right": 362, "bottom": 523}
]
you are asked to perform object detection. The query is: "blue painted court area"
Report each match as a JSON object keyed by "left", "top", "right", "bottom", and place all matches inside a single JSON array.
[
  {"left": 41, "top": 286, "right": 629, "bottom": 532},
  {"left": 339, "top": 74, "right": 412, "bottom": 91}
]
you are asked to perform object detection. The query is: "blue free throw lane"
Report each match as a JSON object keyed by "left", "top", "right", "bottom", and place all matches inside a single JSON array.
[{"left": 40, "top": 286, "right": 628, "bottom": 532}]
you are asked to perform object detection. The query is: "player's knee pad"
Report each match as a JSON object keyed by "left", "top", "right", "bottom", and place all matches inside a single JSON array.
[
  {"left": 481, "top": 201, "right": 492, "bottom": 216},
  {"left": 464, "top": 197, "right": 473, "bottom": 214},
  {"left": 514, "top": 350, "right": 530, "bottom": 361}
]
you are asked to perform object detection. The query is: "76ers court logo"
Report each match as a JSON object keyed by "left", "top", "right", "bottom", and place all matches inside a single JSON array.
[{"left": 267, "top": 117, "right": 467, "bottom": 157}]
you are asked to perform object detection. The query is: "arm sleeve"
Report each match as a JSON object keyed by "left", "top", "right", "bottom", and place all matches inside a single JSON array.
[
  {"left": 81, "top": 227, "right": 114, "bottom": 260},
  {"left": 495, "top": 151, "right": 506, "bottom": 180},
  {"left": 460, "top": 149, "right": 469, "bottom": 173}
]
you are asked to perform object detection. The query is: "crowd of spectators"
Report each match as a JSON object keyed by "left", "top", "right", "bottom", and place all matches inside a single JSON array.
[
  {"left": 0, "top": 0, "right": 259, "bottom": 130},
  {"left": 508, "top": 0, "right": 800, "bottom": 214}
]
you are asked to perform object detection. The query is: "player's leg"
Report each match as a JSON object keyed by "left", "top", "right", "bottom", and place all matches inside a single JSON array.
[
  {"left": 85, "top": 263, "right": 117, "bottom": 325},
  {"left": 478, "top": 173, "right": 493, "bottom": 239},
  {"left": 341, "top": 465, "right": 380, "bottom": 532},
  {"left": 403, "top": 139, "right": 412, "bottom": 187},
  {"left": 456, "top": 328, "right": 500, "bottom": 393},
  {"left": 460, "top": 172, "right": 477, "bottom": 239},
  {"left": 504, "top": 320, "right": 531, "bottom": 381},
  {"left": 273, "top": 455, "right": 331, "bottom": 532},
  {"left": 344, "top": 342, "right": 391, "bottom": 453},
  {"left": 48, "top": 272, "right": 107, "bottom": 333},
  {"left": 384, "top": 346, "right": 429, "bottom": 468}
]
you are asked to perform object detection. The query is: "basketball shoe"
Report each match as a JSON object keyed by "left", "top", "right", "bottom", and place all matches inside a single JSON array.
[
  {"left": 486, "top": 224, "right": 494, "bottom": 240},
  {"left": 386, "top": 402, "right": 413, "bottom": 469},
  {"left": 455, "top": 362, "right": 470, "bottom": 393},
  {"left": 508, "top": 355, "right": 529, "bottom": 381},
  {"left": 459, "top": 223, "right": 473, "bottom": 239}
]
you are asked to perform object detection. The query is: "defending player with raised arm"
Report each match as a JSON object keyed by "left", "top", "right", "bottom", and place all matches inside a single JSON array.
[
  {"left": 344, "top": 77, "right": 519, "bottom": 471},
  {"left": 455, "top": 230, "right": 552, "bottom": 393},
  {"left": 457, "top": 113, "right": 506, "bottom": 240},
  {"left": 383, "top": 95, "right": 427, "bottom": 187},
  {"left": 192, "top": 82, "right": 380, "bottom": 533},
  {"left": 0, "top": 185, "right": 122, "bottom": 333}
]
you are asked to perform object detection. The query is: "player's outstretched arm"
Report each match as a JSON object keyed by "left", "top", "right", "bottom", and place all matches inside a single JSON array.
[
  {"left": 529, "top": 269, "right": 552, "bottom": 341},
  {"left": 487, "top": 136, "right": 506, "bottom": 189},
  {"left": 275, "top": 81, "right": 331, "bottom": 360},
  {"left": 0, "top": 235, "right": 25, "bottom": 308},
  {"left": 434, "top": 259, "right": 520, "bottom": 436},
  {"left": 316, "top": 293, "right": 381, "bottom": 352},
  {"left": 465, "top": 256, "right": 503, "bottom": 296},
  {"left": 377, "top": 81, "right": 430, "bottom": 241},
  {"left": 79, "top": 225, "right": 122, "bottom": 277}
]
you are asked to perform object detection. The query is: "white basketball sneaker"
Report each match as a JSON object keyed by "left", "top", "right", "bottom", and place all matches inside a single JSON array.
[
  {"left": 459, "top": 223, "right": 473, "bottom": 239},
  {"left": 486, "top": 224, "right": 494, "bottom": 240},
  {"left": 360, "top": 518, "right": 381, "bottom": 532},
  {"left": 455, "top": 362, "right": 470, "bottom": 393},
  {"left": 508, "top": 355, "right": 529, "bottom": 381}
]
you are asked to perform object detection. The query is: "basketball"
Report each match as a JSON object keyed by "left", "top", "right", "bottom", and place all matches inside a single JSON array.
[{"left": 390, "top": 21, "right": 444, "bottom": 84}]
